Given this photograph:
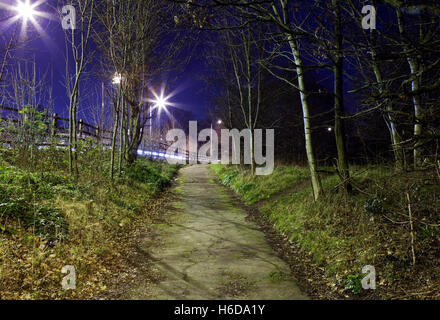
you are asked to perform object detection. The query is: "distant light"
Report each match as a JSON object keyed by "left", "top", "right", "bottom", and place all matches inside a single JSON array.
[
  {"left": 328, "top": 127, "right": 332, "bottom": 132},
  {"left": 217, "top": 119, "right": 222, "bottom": 124},
  {"left": 150, "top": 86, "right": 175, "bottom": 114},
  {"left": 15, "top": 0, "right": 35, "bottom": 20},
  {"left": 154, "top": 95, "right": 168, "bottom": 110},
  {"left": 112, "top": 73, "right": 121, "bottom": 84},
  {"left": 7, "top": 0, "right": 48, "bottom": 33}
]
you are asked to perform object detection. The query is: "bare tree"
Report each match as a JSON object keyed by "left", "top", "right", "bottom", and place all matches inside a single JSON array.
[
  {"left": 174, "top": 0, "right": 325, "bottom": 198},
  {"left": 347, "top": 0, "right": 440, "bottom": 169},
  {"left": 94, "top": 0, "right": 191, "bottom": 170},
  {"left": 395, "top": 8, "right": 423, "bottom": 168},
  {"left": 212, "top": 21, "right": 265, "bottom": 172},
  {"left": 61, "top": 0, "right": 95, "bottom": 177},
  {"left": 0, "top": 6, "right": 35, "bottom": 88}
]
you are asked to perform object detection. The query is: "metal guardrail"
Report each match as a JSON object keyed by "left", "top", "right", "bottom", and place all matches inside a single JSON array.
[
  {"left": 0, "top": 105, "right": 112, "bottom": 142},
  {"left": 0, "top": 105, "right": 212, "bottom": 163}
]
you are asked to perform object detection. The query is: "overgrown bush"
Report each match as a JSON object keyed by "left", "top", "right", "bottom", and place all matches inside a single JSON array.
[
  {"left": 0, "top": 165, "right": 73, "bottom": 238},
  {"left": 363, "top": 196, "right": 384, "bottom": 214},
  {"left": 0, "top": 144, "right": 179, "bottom": 299},
  {"left": 344, "top": 274, "right": 364, "bottom": 294},
  {"left": 25, "top": 206, "right": 69, "bottom": 239},
  {"left": 125, "top": 159, "right": 178, "bottom": 192}
]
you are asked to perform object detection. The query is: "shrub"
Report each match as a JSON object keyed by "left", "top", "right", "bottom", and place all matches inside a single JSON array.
[
  {"left": 125, "top": 160, "right": 177, "bottom": 192},
  {"left": 364, "top": 196, "right": 383, "bottom": 214},
  {"left": 221, "top": 170, "right": 239, "bottom": 187},
  {"left": 237, "top": 183, "right": 255, "bottom": 193},
  {"left": 26, "top": 206, "right": 69, "bottom": 240},
  {"left": 344, "top": 274, "right": 364, "bottom": 294},
  {"left": 0, "top": 165, "right": 70, "bottom": 238}
]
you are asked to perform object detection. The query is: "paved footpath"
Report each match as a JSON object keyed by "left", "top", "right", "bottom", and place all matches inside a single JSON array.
[{"left": 122, "top": 164, "right": 308, "bottom": 300}]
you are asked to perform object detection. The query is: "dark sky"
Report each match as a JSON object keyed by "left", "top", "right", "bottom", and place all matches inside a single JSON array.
[
  {"left": 1, "top": 0, "right": 371, "bottom": 127},
  {"left": 1, "top": 0, "right": 212, "bottom": 123}
]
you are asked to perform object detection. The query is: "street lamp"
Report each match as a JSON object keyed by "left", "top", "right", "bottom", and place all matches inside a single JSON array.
[
  {"left": 150, "top": 92, "right": 170, "bottom": 140},
  {"left": 15, "top": 0, "right": 36, "bottom": 21},
  {"left": 152, "top": 92, "right": 169, "bottom": 111},
  {"left": 155, "top": 96, "right": 167, "bottom": 111},
  {"left": 210, "top": 120, "right": 222, "bottom": 161},
  {"left": 112, "top": 73, "right": 122, "bottom": 84},
  {"left": 0, "top": 0, "right": 49, "bottom": 49},
  {"left": 0, "top": 0, "right": 43, "bottom": 25}
]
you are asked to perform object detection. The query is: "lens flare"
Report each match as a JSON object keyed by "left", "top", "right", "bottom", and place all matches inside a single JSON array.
[
  {"left": 15, "top": 0, "right": 36, "bottom": 20},
  {"left": 154, "top": 95, "right": 168, "bottom": 110}
]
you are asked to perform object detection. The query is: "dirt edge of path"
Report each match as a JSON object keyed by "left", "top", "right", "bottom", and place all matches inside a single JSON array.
[
  {"left": 210, "top": 173, "right": 345, "bottom": 300},
  {"left": 100, "top": 177, "right": 183, "bottom": 300},
  {"left": 104, "top": 165, "right": 346, "bottom": 300}
]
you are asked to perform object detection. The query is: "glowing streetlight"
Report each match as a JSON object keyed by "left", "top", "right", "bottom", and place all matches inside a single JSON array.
[
  {"left": 149, "top": 88, "right": 176, "bottom": 141},
  {"left": 112, "top": 73, "right": 122, "bottom": 84},
  {"left": 150, "top": 93, "right": 169, "bottom": 138},
  {"left": 15, "top": 0, "right": 36, "bottom": 21},
  {"left": 0, "top": 0, "right": 49, "bottom": 40},
  {"left": 210, "top": 120, "right": 222, "bottom": 160},
  {"left": 154, "top": 95, "right": 168, "bottom": 110},
  {"left": 328, "top": 127, "right": 332, "bottom": 132},
  {"left": 1, "top": 0, "right": 47, "bottom": 29}
]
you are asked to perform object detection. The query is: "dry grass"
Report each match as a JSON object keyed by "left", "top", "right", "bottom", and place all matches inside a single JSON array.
[{"left": 0, "top": 148, "right": 178, "bottom": 299}]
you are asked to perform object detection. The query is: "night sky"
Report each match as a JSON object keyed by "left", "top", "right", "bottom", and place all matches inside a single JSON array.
[
  {"left": 1, "top": 0, "right": 366, "bottom": 128},
  {"left": 1, "top": 0, "right": 212, "bottom": 123}
]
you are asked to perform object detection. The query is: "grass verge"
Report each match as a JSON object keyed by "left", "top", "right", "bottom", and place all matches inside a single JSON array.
[
  {"left": 0, "top": 148, "right": 178, "bottom": 299},
  {"left": 211, "top": 163, "right": 440, "bottom": 299}
]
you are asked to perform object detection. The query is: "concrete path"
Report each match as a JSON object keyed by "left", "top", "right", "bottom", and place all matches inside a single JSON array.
[{"left": 123, "top": 164, "right": 307, "bottom": 300}]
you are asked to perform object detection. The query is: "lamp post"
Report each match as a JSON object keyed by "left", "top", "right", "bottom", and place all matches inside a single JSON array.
[
  {"left": 149, "top": 106, "right": 152, "bottom": 138},
  {"left": 0, "top": 1, "right": 44, "bottom": 26},
  {"left": 151, "top": 92, "right": 169, "bottom": 143},
  {"left": 112, "top": 74, "right": 121, "bottom": 84},
  {"left": 15, "top": 0, "right": 36, "bottom": 21},
  {"left": 210, "top": 119, "right": 222, "bottom": 161},
  {"left": 112, "top": 73, "right": 124, "bottom": 175}
]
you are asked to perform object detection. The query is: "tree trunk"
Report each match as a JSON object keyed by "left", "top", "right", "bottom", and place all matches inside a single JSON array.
[
  {"left": 333, "top": 0, "right": 351, "bottom": 192},
  {"left": 118, "top": 95, "right": 124, "bottom": 175},
  {"left": 287, "top": 36, "right": 323, "bottom": 200},
  {"left": 245, "top": 29, "right": 255, "bottom": 174},
  {"left": 396, "top": 9, "right": 423, "bottom": 168},
  {"left": 373, "top": 68, "right": 404, "bottom": 169},
  {"left": 367, "top": 4, "right": 405, "bottom": 170},
  {"left": 110, "top": 94, "right": 120, "bottom": 181}
]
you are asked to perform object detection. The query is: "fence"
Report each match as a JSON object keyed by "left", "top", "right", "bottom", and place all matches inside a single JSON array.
[
  {"left": 0, "top": 105, "right": 203, "bottom": 162},
  {"left": 0, "top": 105, "right": 115, "bottom": 146}
]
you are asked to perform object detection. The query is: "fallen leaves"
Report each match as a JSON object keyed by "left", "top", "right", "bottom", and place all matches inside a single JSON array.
[{"left": 0, "top": 188, "right": 172, "bottom": 300}]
